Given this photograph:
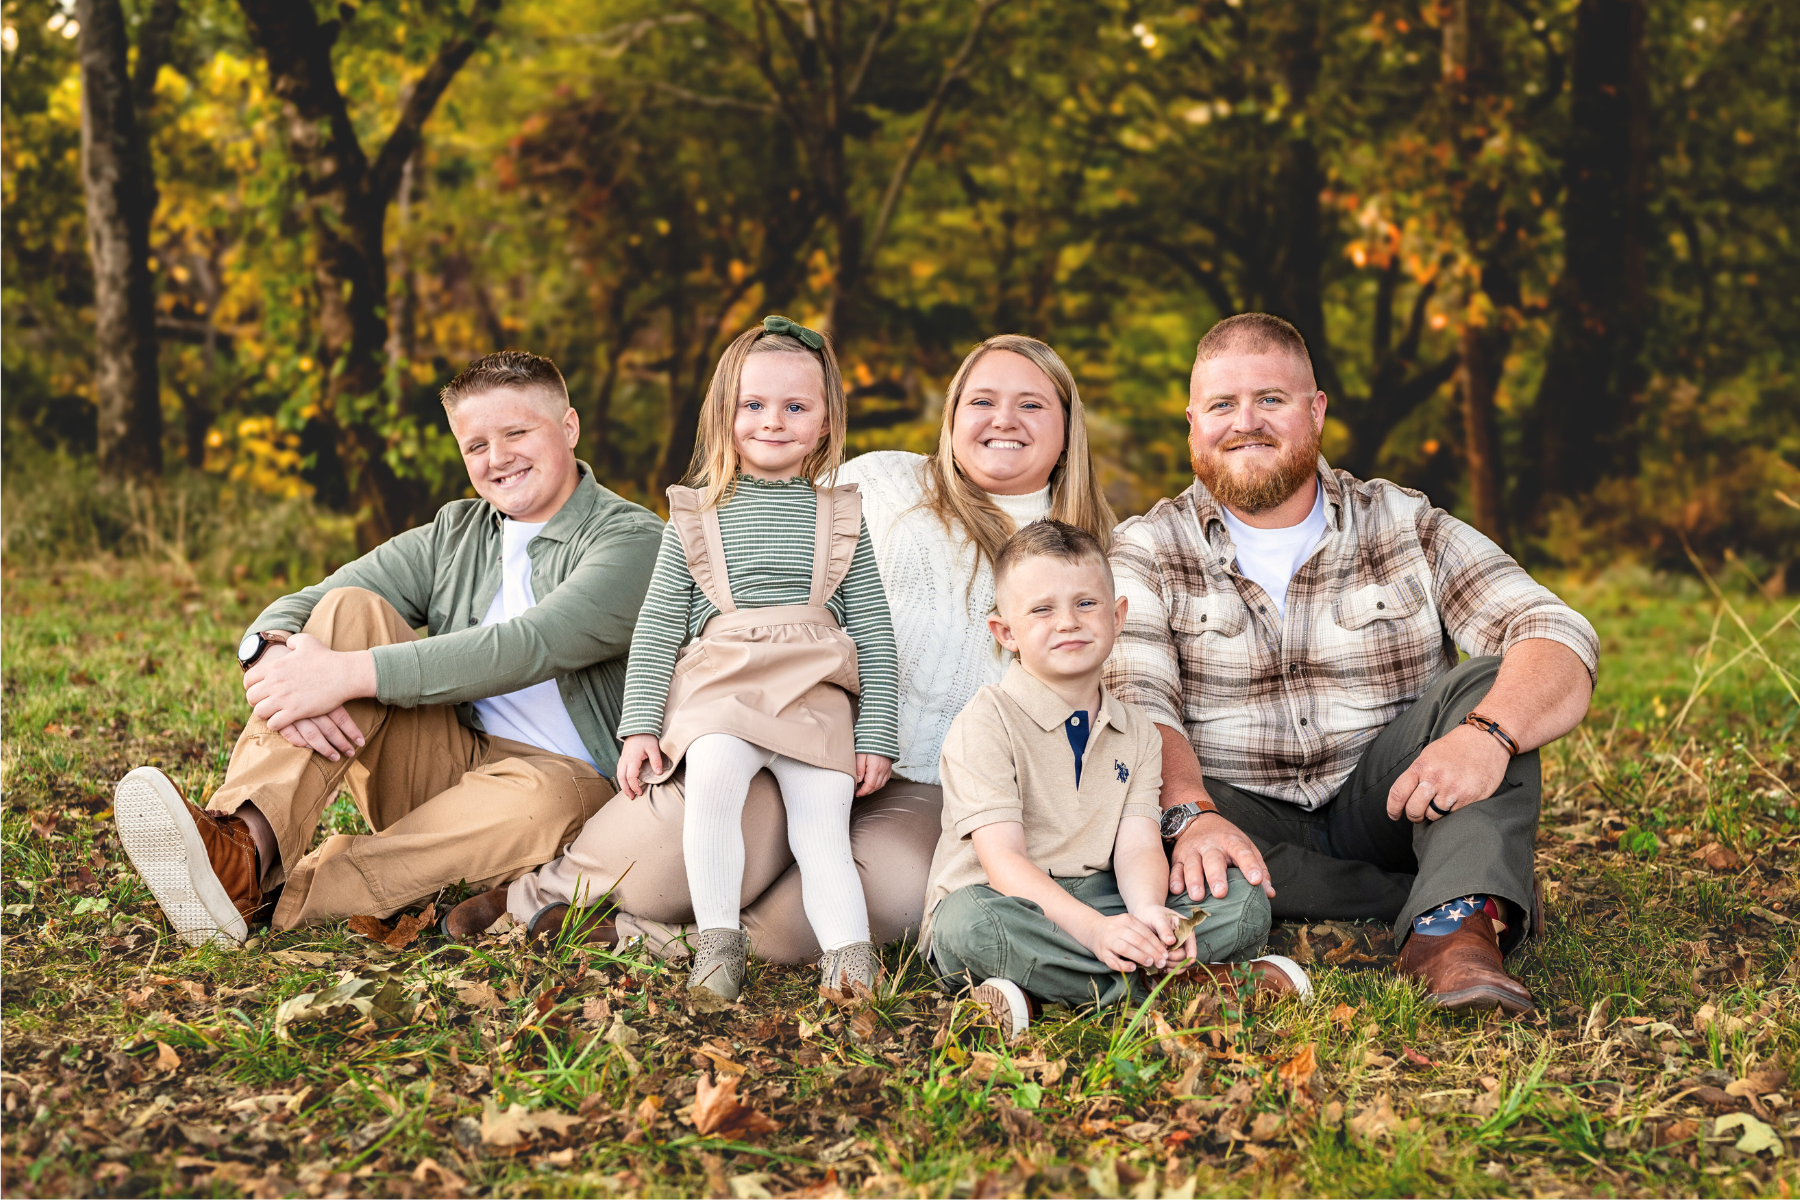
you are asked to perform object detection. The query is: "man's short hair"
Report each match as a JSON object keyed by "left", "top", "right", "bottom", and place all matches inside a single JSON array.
[
  {"left": 1194, "top": 313, "right": 1316, "bottom": 389},
  {"left": 440, "top": 351, "right": 570, "bottom": 413},
  {"left": 993, "top": 519, "right": 1113, "bottom": 596}
]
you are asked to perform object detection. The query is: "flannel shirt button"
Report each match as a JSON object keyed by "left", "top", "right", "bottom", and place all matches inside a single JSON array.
[
  {"left": 1300, "top": 718, "right": 1309, "bottom": 726},
  {"left": 1376, "top": 601, "right": 1386, "bottom": 610},
  {"left": 468, "top": 616, "right": 478, "bottom": 626},
  {"left": 1258, "top": 605, "right": 1267, "bottom": 614}
]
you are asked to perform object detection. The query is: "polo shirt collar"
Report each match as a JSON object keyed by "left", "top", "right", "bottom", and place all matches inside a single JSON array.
[
  {"left": 998, "top": 661, "right": 1129, "bottom": 737},
  {"left": 485, "top": 460, "right": 601, "bottom": 542},
  {"left": 1185, "top": 454, "right": 1342, "bottom": 547}
]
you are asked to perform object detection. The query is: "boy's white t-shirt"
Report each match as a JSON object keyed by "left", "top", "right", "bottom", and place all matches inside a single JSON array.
[
  {"left": 470, "top": 518, "right": 597, "bottom": 768},
  {"left": 1218, "top": 480, "right": 1327, "bottom": 617}
]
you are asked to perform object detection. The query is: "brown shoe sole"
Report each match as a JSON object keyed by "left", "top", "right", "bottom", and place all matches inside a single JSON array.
[{"left": 1429, "top": 984, "right": 1535, "bottom": 1015}]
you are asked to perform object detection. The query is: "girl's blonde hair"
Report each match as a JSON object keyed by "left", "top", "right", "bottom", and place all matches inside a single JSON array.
[
  {"left": 686, "top": 322, "right": 847, "bottom": 508},
  {"left": 921, "top": 334, "right": 1117, "bottom": 575}
]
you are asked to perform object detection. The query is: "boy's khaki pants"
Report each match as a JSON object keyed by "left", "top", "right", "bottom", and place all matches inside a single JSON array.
[{"left": 206, "top": 588, "right": 612, "bottom": 930}]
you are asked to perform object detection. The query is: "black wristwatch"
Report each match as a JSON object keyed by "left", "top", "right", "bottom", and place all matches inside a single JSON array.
[
  {"left": 1160, "top": 801, "right": 1215, "bottom": 842},
  {"left": 237, "top": 630, "right": 289, "bottom": 671}
]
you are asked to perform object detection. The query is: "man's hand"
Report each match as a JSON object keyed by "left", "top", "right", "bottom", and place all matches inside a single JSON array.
[
  {"left": 1081, "top": 911, "right": 1178, "bottom": 973},
  {"left": 242, "top": 634, "right": 376, "bottom": 740},
  {"left": 1386, "top": 723, "right": 1510, "bottom": 823},
  {"left": 854, "top": 754, "right": 892, "bottom": 798},
  {"left": 616, "top": 733, "right": 664, "bottom": 799},
  {"left": 1168, "top": 812, "right": 1276, "bottom": 901}
]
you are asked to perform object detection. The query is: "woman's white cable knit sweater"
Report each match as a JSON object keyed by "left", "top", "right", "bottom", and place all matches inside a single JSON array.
[{"left": 833, "top": 451, "right": 1051, "bottom": 785}]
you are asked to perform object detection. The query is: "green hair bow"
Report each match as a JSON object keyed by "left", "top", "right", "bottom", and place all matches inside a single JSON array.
[{"left": 762, "top": 314, "right": 825, "bottom": 350}]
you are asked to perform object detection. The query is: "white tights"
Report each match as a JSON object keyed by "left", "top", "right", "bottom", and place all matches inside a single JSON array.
[{"left": 682, "top": 733, "right": 869, "bottom": 951}]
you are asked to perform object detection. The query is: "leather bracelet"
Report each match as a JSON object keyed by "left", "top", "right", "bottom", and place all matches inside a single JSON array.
[{"left": 1462, "top": 711, "right": 1519, "bottom": 757}]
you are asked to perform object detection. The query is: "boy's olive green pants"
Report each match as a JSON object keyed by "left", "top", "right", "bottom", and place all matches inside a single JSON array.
[{"left": 928, "top": 867, "right": 1271, "bottom": 1009}]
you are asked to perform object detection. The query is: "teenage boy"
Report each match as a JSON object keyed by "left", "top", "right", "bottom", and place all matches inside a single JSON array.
[
  {"left": 921, "top": 521, "right": 1309, "bottom": 1039},
  {"left": 113, "top": 352, "right": 664, "bottom": 943}
]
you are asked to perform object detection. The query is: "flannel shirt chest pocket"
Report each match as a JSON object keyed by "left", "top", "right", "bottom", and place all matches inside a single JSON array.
[
  {"left": 1326, "top": 574, "right": 1441, "bottom": 702},
  {"left": 1168, "top": 590, "right": 1254, "bottom": 719}
]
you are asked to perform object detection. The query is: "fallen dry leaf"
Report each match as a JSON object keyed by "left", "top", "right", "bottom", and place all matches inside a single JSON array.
[
  {"left": 454, "top": 981, "right": 503, "bottom": 1011},
  {"left": 348, "top": 904, "right": 436, "bottom": 950},
  {"left": 412, "top": 1157, "right": 467, "bottom": 1196},
  {"left": 1748, "top": 1068, "right": 1789, "bottom": 1094},
  {"left": 999, "top": 1105, "right": 1047, "bottom": 1141},
  {"left": 1714, "top": 1113, "right": 1785, "bottom": 1157},
  {"left": 1654, "top": 1118, "right": 1699, "bottom": 1147},
  {"left": 1277, "top": 1043, "right": 1317, "bottom": 1096},
  {"left": 479, "top": 1099, "right": 583, "bottom": 1149},
  {"left": 688, "top": 985, "right": 734, "bottom": 1014},
  {"left": 1329, "top": 1002, "right": 1358, "bottom": 1030},
  {"left": 1346, "top": 1092, "right": 1403, "bottom": 1140},
  {"left": 691, "top": 1071, "right": 779, "bottom": 1140},
  {"left": 154, "top": 1041, "right": 181, "bottom": 1073},
  {"left": 1248, "top": 1111, "right": 1284, "bottom": 1142},
  {"left": 1698, "top": 843, "right": 1742, "bottom": 871}
]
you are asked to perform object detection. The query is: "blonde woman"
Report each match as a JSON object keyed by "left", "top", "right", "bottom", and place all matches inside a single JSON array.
[{"left": 446, "top": 333, "right": 1114, "bottom": 975}]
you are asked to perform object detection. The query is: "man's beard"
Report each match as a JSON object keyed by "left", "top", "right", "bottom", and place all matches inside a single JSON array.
[{"left": 1190, "top": 424, "right": 1321, "bottom": 514}]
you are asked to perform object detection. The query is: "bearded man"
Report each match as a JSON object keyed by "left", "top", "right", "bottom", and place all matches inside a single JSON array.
[{"left": 1104, "top": 313, "right": 1598, "bottom": 1012}]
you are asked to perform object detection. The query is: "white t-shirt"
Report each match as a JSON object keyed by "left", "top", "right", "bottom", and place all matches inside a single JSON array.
[
  {"left": 470, "top": 519, "right": 597, "bottom": 768},
  {"left": 1218, "top": 481, "right": 1327, "bottom": 617}
]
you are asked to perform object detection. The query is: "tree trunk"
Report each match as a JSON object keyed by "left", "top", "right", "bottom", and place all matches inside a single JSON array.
[
  {"left": 237, "top": 0, "right": 500, "bottom": 548},
  {"left": 1458, "top": 322, "right": 1507, "bottom": 544},
  {"left": 1443, "top": 0, "right": 1508, "bottom": 547},
  {"left": 1524, "top": 0, "right": 1648, "bottom": 515},
  {"left": 78, "top": 0, "right": 164, "bottom": 479}
]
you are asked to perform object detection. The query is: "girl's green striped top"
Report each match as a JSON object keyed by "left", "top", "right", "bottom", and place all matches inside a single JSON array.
[{"left": 616, "top": 476, "right": 901, "bottom": 759}]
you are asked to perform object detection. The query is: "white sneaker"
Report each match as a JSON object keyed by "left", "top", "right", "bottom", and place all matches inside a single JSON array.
[
  {"left": 969, "top": 977, "right": 1032, "bottom": 1042},
  {"left": 113, "top": 767, "right": 251, "bottom": 948}
]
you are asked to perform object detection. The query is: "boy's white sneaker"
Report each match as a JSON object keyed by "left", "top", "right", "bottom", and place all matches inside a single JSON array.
[{"left": 969, "top": 977, "right": 1033, "bottom": 1042}]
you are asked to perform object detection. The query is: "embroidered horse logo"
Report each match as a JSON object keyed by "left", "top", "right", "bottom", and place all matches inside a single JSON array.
[{"left": 1114, "top": 760, "right": 1129, "bottom": 784}]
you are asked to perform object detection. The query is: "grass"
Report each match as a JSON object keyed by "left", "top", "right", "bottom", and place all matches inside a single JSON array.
[{"left": 1, "top": 555, "right": 1796, "bottom": 1198}]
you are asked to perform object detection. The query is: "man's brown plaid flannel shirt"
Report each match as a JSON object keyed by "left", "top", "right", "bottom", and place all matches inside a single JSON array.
[{"left": 1103, "top": 460, "right": 1599, "bottom": 810}]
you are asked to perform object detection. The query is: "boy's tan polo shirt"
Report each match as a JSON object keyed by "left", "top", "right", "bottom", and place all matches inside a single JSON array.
[{"left": 921, "top": 662, "right": 1165, "bottom": 946}]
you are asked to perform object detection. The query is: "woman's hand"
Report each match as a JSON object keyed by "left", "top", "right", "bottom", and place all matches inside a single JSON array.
[
  {"left": 854, "top": 754, "right": 892, "bottom": 797},
  {"left": 616, "top": 734, "right": 664, "bottom": 799}
]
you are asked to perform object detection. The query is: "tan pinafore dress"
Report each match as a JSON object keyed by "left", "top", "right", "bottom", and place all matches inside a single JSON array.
[{"left": 645, "top": 482, "right": 865, "bottom": 783}]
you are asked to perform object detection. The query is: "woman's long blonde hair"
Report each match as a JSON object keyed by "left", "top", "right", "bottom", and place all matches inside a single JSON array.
[
  {"left": 921, "top": 334, "right": 1116, "bottom": 577},
  {"left": 685, "top": 322, "right": 847, "bottom": 508}
]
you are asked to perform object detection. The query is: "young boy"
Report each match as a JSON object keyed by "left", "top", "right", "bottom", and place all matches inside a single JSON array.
[{"left": 921, "top": 521, "right": 1308, "bottom": 1038}]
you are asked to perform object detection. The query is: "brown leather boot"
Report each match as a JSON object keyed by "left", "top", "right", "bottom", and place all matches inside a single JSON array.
[
  {"left": 442, "top": 886, "right": 510, "bottom": 941},
  {"left": 1188, "top": 955, "right": 1313, "bottom": 1001},
  {"left": 1398, "top": 906, "right": 1534, "bottom": 1013},
  {"left": 114, "top": 767, "right": 261, "bottom": 948}
]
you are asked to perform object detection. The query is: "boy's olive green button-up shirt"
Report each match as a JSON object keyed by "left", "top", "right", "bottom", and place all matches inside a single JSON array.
[{"left": 244, "top": 463, "right": 664, "bottom": 778}]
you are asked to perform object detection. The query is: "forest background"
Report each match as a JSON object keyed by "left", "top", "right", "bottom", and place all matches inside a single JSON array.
[{"left": 3, "top": 0, "right": 1798, "bottom": 579}]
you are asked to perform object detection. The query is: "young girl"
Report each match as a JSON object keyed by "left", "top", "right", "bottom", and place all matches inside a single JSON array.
[{"left": 463, "top": 316, "right": 899, "bottom": 1001}]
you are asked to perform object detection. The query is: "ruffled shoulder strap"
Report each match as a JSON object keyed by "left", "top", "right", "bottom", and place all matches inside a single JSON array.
[
  {"left": 665, "top": 486, "right": 736, "bottom": 612},
  {"left": 809, "top": 483, "right": 864, "bottom": 605}
]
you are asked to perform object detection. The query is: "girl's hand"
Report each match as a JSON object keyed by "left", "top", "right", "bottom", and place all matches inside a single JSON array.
[
  {"left": 854, "top": 754, "right": 892, "bottom": 797},
  {"left": 616, "top": 734, "right": 664, "bottom": 799},
  {"left": 1132, "top": 904, "right": 1200, "bottom": 969}
]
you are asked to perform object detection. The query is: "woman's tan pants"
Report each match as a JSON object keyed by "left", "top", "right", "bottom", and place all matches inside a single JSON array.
[
  {"left": 508, "top": 772, "right": 942, "bottom": 964},
  {"left": 206, "top": 588, "right": 612, "bottom": 930}
]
